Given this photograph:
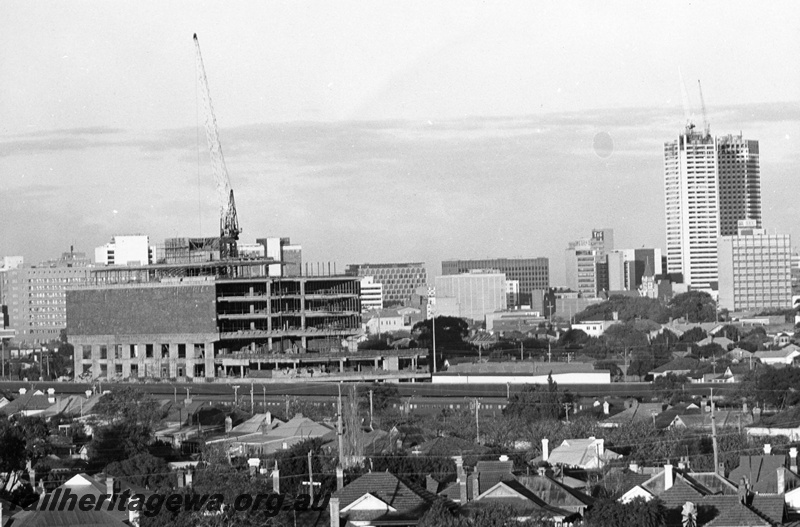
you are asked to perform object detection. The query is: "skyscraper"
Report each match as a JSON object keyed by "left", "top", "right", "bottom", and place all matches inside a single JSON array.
[
  {"left": 664, "top": 125, "right": 761, "bottom": 291},
  {"left": 717, "top": 134, "right": 761, "bottom": 236}
]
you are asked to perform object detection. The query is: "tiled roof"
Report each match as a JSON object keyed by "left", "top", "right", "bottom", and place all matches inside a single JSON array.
[
  {"left": 333, "top": 472, "right": 442, "bottom": 520},
  {"left": 601, "top": 402, "right": 664, "bottom": 426},
  {"left": 472, "top": 461, "right": 515, "bottom": 495},
  {"left": 702, "top": 501, "right": 771, "bottom": 527},
  {"left": 750, "top": 494, "right": 786, "bottom": 525},
  {"left": 728, "top": 456, "right": 787, "bottom": 493},
  {"left": 650, "top": 357, "right": 700, "bottom": 373},
  {"left": 656, "top": 478, "right": 704, "bottom": 508},
  {"left": 471, "top": 480, "right": 574, "bottom": 519},
  {"left": 515, "top": 474, "right": 594, "bottom": 510},
  {"left": 416, "top": 436, "right": 488, "bottom": 457}
]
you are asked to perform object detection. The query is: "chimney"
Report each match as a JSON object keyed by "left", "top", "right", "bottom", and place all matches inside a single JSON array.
[
  {"left": 224, "top": 416, "right": 233, "bottom": 433},
  {"left": 664, "top": 464, "right": 673, "bottom": 491},
  {"left": 764, "top": 444, "right": 772, "bottom": 455},
  {"left": 777, "top": 467, "right": 786, "bottom": 494},
  {"left": 184, "top": 470, "right": 193, "bottom": 488},
  {"left": 426, "top": 475, "right": 439, "bottom": 494},
  {"left": 265, "top": 411, "right": 272, "bottom": 426},
  {"left": 472, "top": 473, "right": 480, "bottom": 500},
  {"left": 542, "top": 438, "right": 549, "bottom": 463},
  {"left": 336, "top": 466, "right": 344, "bottom": 491},
  {"left": 753, "top": 407, "right": 762, "bottom": 423},
  {"left": 330, "top": 497, "right": 341, "bottom": 527},
  {"left": 629, "top": 463, "right": 639, "bottom": 473},
  {"left": 790, "top": 448, "right": 798, "bottom": 473},
  {"left": 106, "top": 476, "right": 114, "bottom": 499},
  {"left": 499, "top": 455, "right": 509, "bottom": 463},
  {"left": 603, "top": 400, "right": 610, "bottom": 415},
  {"left": 537, "top": 466, "right": 546, "bottom": 477},
  {"left": 454, "top": 456, "right": 467, "bottom": 504},
  {"left": 272, "top": 462, "right": 280, "bottom": 494},
  {"left": 176, "top": 469, "right": 185, "bottom": 488}
]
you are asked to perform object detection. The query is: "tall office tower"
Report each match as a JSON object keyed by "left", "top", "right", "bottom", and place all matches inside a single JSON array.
[
  {"left": 441, "top": 258, "right": 549, "bottom": 301},
  {"left": 717, "top": 135, "right": 761, "bottom": 236},
  {"left": 564, "top": 228, "right": 614, "bottom": 297},
  {"left": 718, "top": 220, "right": 791, "bottom": 311},
  {"left": 345, "top": 262, "right": 427, "bottom": 306},
  {"left": 664, "top": 129, "right": 719, "bottom": 290},
  {"left": 434, "top": 270, "right": 507, "bottom": 321}
]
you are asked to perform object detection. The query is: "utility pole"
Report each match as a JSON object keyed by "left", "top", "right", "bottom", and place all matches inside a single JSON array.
[
  {"left": 174, "top": 386, "right": 177, "bottom": 404},
  {"left": 301, "top": 450, "right": 320, "bottom": 499},
  {"left": 432, "top": 314, "right": 437, "bottom": 374},
  {"left": 232, "top": 385, "right": 240, "bottom": 407},
  {"left": 250, "top": 383, "right": 254, "bottom": 411},
  {"left": 506, "top": 382, "right": 510, "bottom": 401},
  {"left": 369, "top": 389, "right": 374, "bottom": 431},
  {"left": 262, "top": 385, "right": 266, "bottom": 410},
  {"left": 711, "top": 387, "right": 719, "bottom": 475},
  {"left": 285, "top": 394, "right": 290, "bottom": 419},
  {"left": 548, "top": 340, "right": 552, "bottom": 363},
  {"left": 563, "top": 403, "right": 571, "bottom": 423},
  {"left": 337, "top": 382, "right": 344, "bottom": 468},
  {"left": 474, "top": 398, "right": 481, "bottom": 444},
  {"left": 520, "top": 342, "right": 523, "bottom": 361}
]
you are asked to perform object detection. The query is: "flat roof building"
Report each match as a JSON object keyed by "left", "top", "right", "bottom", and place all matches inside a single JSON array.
[
  {"left": 441, "top": 258, "right": 549, "bottom": 300},
  {"left": 434, "top": 271, "right": 507, "bottom": 322},
  {"left": 345, "top": 262, "right": 426, "bottom": 306}
]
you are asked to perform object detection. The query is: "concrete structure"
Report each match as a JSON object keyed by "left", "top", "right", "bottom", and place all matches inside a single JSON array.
[
  {"left": 664, "top": 130, "right": 720, "bottom": 290},
  {"left": 434, "top": 270, "right": 507, "bottom": 321},
  {"left": 345, "top": 262, "right": 426, "bottom": 306},
  {"left": 608, "top": 248, "right": 664, "bottom": 291},
  {"left": 441, "top": 257, "right": 549, "bottom": 302},
  {"left": 0, "top": 250, "right": 91, "bottom": 345},
  {"left": 359, "top": 276, "right": 383, "bottom": 312},
  {"left": 0, "top": 256, "right": 23, "bottom": 271},
  {"left": 565, "top": 229, "right": 613, "bottom": 297},
  {"left": 67, "top": 259, "right": 429, "bottom": 383},
  {"left": 718, "top": 220, "right": 792, "bottom": 311},
  {"left": 256, "top": 237, "right": 302, "bottom": 277},
  {"left": 94, "top": 235, "right": 152, "bottom": 266},
  {"left": 485, "top": 309, "right": 545, "bottom": 332}
]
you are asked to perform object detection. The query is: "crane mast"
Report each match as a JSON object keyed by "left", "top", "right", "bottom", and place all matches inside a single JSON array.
[
  {"left": 193, "top": 33, "right": 241, "bottom": 259},
  {"left": 697, "top": 79, "right": 710, "bottom": 139}
]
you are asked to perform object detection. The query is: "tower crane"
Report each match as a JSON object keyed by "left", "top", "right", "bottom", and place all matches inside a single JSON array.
[
  {"left": 193, "top": 33, "right": 241, "bottom": 259},
  {"left": 678, "top": 67, "right": 695, "bottom": 134},
  {"left": 697, "top": 79, "right": 710, "bottom": 138}
]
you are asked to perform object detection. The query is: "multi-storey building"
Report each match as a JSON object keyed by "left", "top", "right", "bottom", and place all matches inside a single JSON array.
[
  {"left": 345, "top": 263, "right": 426, "bottom": 306},
  {"left": 608, "top": 248, "right": 663, "bottom": 291},
  {"left": 0, "top": 250, "right": 91, "bottom": 345},
  {"left": 717, "top": 220, "right": 792, "bottom": 312},
  {"left": 95, "top": 235, "right": 152, "bottom": 266},
  {"left": 441, "top": 258, "right": 549, "bottom": 302},
  {"left": 717, "top": 135, "right": 761, "bottom": 236},
  {"left": 359, "top": 276, "right": 384, "bottom": 312},
  {"left": 664, "top": 127, "right": 761, "bottom": 290},
  {"left": 564, "top": 229, "right": 613, "bottom": 297},
  {"left": 434, "top": 271, "right": 507, "bottom": 321}
]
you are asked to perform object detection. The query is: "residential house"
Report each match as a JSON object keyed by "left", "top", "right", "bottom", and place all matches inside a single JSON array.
[
  {"left": 649, "top": 357, "right": 701, "bottom": 379},
  {"left": 755, "top": 345, "right": 800, "bottom": 366},
  {"left": 2, "top": 389, "right": 59, "bottom": 417},
  {"left": 728, "top": 447, "right": 800, "bottom": 511},
  {"left": 539, "top": 437, "right": 621, "bottom": 470},
  {"left": 330, "top": 472, "right": 449, "bottom": 527},
  {"left": 206, "top": 414, "right": 334, "bottom": 457},
  {"left": 599, "top": 400, "right": 665, "bottom": 429},
  {"left": 695, "top": 336, "right": 735, "bottom": 350}
]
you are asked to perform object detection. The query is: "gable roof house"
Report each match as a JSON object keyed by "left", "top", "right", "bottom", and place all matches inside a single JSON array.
[
  {"left": 728, "top": 447, "right": 800, "bottom": 511},
  {"left": 330, "top": 472, "right": 449, "bottom": 527},
  {"left": 755, "top": 345, "right": 800, "bottom": 366},
  {"left": 649, "top": 357, "right": 701, "bottom": 379},
  {"left": 599, "top": 400, "right": 665, "bottom": 429},
  {"left": 538, "top": 437, "right": 621, "bottom": 470}
]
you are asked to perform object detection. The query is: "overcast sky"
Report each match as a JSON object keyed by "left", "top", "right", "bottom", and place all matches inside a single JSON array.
[{"left": 2, "top": 1, "right": 799, "bottom": 284}]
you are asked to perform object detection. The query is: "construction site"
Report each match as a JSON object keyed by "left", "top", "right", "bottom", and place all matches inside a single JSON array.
[{"left": 65, "top": 35, "right": 430, "bottom": 384}]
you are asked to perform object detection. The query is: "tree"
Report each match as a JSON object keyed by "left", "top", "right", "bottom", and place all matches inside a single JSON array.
[
  {"left": 411, "top": 316, "right": 470, "bottom": 351},
  {"left": 586, "top": 497, "right": 666, "bottom": 527},
  {"left": 669, "top": 291, "right": 716, "bottom": 323},
  {"left": 106, "top": 452, "right": 174, "bottom": 490},
  {"left": 504, "top": 374, "right": 562, "bottom": 421},
  {"left": 417, "top": 499, "right": 466, "bottom": 527},
  {"left": 653, "top": 373, "right": 690, "bottom": 404},
  {"left": 603, "top": 323, "right": 649, "bottom": 351}
]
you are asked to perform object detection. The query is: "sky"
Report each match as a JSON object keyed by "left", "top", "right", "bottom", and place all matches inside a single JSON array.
[{"left": 2, "top": 1, "right": 799, "bottom": 285}]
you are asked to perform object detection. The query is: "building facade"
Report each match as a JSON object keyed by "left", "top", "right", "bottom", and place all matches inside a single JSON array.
[
  {"left": 441, "top": 258, "right": 549, "bottom": 301},
  {"left": 434, "top": 271, "right": 507, "bottom": 321},
  {"left": 94, "top": 235, "right": 152, "bottom": 266},
  {"left": 565, "top": 229, "right": 613, "bottom": 297},
  {"left": 345, "top": 262, "right": 426, "bottom": 306},
  {"left": 0, "top": 251, "right": 91, "bottom": 345},
  {"left": 256, "top": 237, "right": 302, "bottom": 277},
  {"left": 608, "top": 248, "right": 663, "bottom": 291},
  {"left": 718, "top": 221, "right": 792, "bottom": 312}
]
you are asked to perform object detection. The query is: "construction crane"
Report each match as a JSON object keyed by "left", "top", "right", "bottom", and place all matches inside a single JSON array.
[
  {"left": 678, "top": 67, "right": 695, "bottom": 134},
  {"left": 697, "top": 79, "right": 710, "bottom": 138},
  {"left": 193, "top": 33, "right": 241, "bottom": 259}
]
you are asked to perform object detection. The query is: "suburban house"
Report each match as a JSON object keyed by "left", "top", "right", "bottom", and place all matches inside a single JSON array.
[
  {"left": 539, "top": 437, "right": 621, "bottom": 470},
  {"left": 755, "top": 345, "right": 800, "bottom": 366}
]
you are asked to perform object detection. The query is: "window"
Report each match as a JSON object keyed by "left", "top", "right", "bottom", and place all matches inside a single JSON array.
[
  {"left": 146, "top": 344, "right": 153, "bottom": 358},
  {"left": 194, "top": 343, "right": 204, "bottom": 358},
  {"left": 161, "top": 344, "right": 170, "bottom": 359},
  {"left": 115, "top": 364, "right": 123, "bottom": 375},
  {"left": 130, "top": 364, "right": 138, "bottom": 377},
  {"left": 178, "top": 344, "right": 186, "bottom": 359},
  {"left": 130, "top": 344, "right": 138, "bottom": 358},
  {"left": 82, "top": 345, "right": 92, "bottom": 360},
  {"left": 99, "top": 345, "right": 107, "bottom": 360},
  {"left": 114, "top": 345, "right": 122, "bottom": 359}
]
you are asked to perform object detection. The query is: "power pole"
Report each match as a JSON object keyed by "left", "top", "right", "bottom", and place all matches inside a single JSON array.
[
  {"left": 563, "top": 403, "right": 571, "bottom": 423},
  {"left": 548, "top": 340, "right": 552, "bottom": 363},
  {"left": 520, "top": 342, "right": 523, "bottom": 361},
  {"left": 474, "top": 398, "right": 481, "bottom": 444},
  {"left": 711, "top": 387, "right": 719, "bottom": 475},
  {"left": 506, "top": 382, "right": 510, "bottom": 402},
  {"left": 250, "top": 382, "right": 254, "bottom": 411},
  {"left": 262, "top": 385, "right": 266, "bottom": 410},
  {"left": 368, "top": 389, "right": 374, "bottom": 431},
  {"left": 232, "top": 385, "right": 240, "bottom": 407},
  {"left": 301, "top": 450, "right": 320, "bottom": 499},
  {"left": 285, "top": 394, "right": 289, "bottom": 419},
  {"left": 337, "top": 382, "right": 344, "bottom": 468},
  {"left": 432, "top": 315, "right": 437, "bottom": 374}
]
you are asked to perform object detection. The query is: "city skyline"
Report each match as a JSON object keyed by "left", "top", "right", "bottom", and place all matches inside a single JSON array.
[{"left": 2, "top": 2, "right": 799, "bottom": 285}]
